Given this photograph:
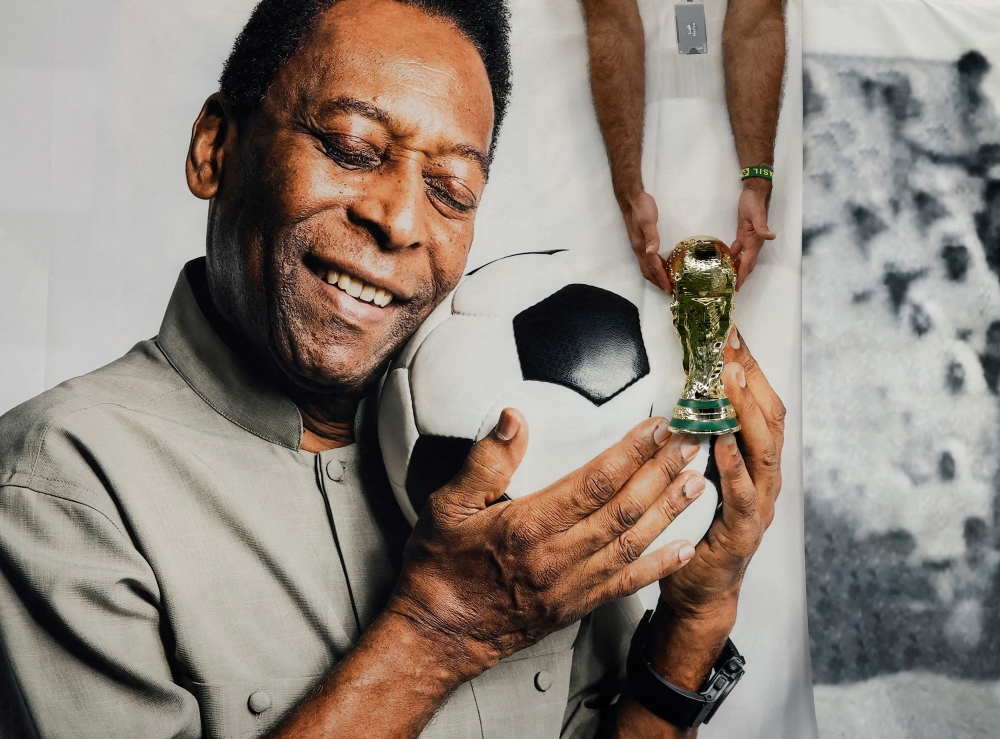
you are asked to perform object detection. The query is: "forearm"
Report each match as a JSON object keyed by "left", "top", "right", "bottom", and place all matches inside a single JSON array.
[
  {"left": 582, "top": 0, "right": 646, "bottom": 205},
  {"left": 722, "top": 0, "right": 785, "bottom": 170},
  {"left": 268, "top": 610, "right": 476, "bottom": 739},
  {"left": 609, "top": 600, "right": 738, "bottom": 739}
]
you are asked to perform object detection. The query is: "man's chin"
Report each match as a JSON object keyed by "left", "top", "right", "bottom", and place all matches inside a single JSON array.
[{"left": 274, "top": 343, "right": 391, "bottom": 397}]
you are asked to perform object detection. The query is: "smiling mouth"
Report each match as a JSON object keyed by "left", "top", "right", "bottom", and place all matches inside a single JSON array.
[{"left": 310, "top": 264, "right": 395, "bottom": 308}]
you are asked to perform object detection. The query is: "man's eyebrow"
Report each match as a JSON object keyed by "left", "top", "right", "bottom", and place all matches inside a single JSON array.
[
  {"left": 318, "top": 96, "right": 393, "bottom": 126},
  {"left": 318, "top": 96, "right": 491, "bottom": 176},
  {"left": 453, "top": 144, "right": 491, "bottom": 178}
]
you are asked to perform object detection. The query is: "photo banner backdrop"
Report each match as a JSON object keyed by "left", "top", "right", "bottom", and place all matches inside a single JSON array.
[
  {"left": 803, "top": 0, "right": 1000, "bottom": 736},
  {"left": 0, "top": 1, "right": 811, "bottom": 737}
]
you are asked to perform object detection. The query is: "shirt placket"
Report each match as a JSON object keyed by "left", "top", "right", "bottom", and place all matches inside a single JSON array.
[{"left": 314, "top": 447, "right": 396, "bottom": 639}]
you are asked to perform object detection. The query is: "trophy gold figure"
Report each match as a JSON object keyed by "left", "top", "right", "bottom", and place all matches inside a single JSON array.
[{"left": 667, "top": 236, "right": 741, "bottom": 435}]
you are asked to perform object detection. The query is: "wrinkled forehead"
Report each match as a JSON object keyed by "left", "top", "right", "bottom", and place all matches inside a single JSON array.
[{"left": 263, "top": 0, "right": 495, "bottom": 154}]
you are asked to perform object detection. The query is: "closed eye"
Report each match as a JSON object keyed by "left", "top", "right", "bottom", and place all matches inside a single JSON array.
[
  {"left": 321, "top": 133, "right": 384, "bottom": 171},
  {"left": 425, "top": 177, "right": 476, "bottom": 215}
]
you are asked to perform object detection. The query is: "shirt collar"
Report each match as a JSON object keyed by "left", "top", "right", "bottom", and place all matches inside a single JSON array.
[{"left": 156, "top": 258, "right": 304, "bottom": 450}]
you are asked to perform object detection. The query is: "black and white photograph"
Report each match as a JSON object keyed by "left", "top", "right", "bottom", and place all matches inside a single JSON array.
[{"left": 804, "top": 0, "right": 1000, "bottom": 736}]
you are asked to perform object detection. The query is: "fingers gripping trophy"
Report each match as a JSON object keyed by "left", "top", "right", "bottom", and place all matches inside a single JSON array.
[{"left": 667, "top": 236, "right": 741, "bottom": 435}]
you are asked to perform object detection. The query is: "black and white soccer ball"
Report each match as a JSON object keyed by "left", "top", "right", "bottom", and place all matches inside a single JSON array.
[{"left": 378, "top": 251, "right": 718, "bottom": 547}]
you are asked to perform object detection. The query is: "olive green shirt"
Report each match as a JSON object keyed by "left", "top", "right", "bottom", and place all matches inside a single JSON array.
[{"left": 0, "top": 260, "right": 642, "bottom": 739}]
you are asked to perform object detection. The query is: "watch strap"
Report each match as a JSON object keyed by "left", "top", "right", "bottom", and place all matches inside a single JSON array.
[{"left": 625, "top": 610, "right": 746, "bottom": 728}]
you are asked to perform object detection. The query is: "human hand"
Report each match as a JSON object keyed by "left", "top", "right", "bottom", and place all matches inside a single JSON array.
[
  {"left": 622, "top": 191, "right": 672, "bottom": 293},
  {"left": 655, "top": 330, "right": 785, "bottom": 646},
  {"left": 388, "top": 412, "right": 705, "bottom": 680},
  {"left": 730, "top": 181, "right": 776, "bottom": 291}
]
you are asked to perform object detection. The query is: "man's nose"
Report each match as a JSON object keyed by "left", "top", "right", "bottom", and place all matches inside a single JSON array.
[{"left": 349, "top": 157, "right": 429, "bottom": 250}]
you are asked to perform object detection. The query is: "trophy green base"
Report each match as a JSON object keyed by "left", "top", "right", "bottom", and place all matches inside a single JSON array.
[{"left": 668, "top": 397, "right": 741, "bottom": 436}]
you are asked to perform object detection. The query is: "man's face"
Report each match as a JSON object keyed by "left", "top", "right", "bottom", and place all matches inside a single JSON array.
[{"left": 206, "top": 0, "right": 494, "bottom": 394}]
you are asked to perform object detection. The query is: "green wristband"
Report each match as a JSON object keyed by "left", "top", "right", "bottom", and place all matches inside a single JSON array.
[{"left": 741, "top": 165, "right": 774, "bottom": 181}]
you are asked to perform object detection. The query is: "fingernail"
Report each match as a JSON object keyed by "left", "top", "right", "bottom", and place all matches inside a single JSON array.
[
  {"left": 653, "top": 420, "right": 671, "bottom": 446},
  {"left": 720, "top": 433, "right": 739, "bottom": 456},
  {"left": 729, "top": 329, "right": 740, "bottom": 350},
  {"left": 646, "top": 242, "right": 658, "bottom": 254},
  {"left": 684, "top": 475, "right": 705, "bottom": 499},
  {"left": 737, "top": 366, "right": 746, "bottom": 388},
  {"left": 495, "top": 410, "right": 519, "bottom": 442},
  {"left": 681, "top": 436, "right": 700, "bottom": 460},
  {"left": 679, "top": 543, "right": 696, "bottom": 562}
]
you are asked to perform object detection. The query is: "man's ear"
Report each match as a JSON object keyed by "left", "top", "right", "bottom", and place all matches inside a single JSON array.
[{"left": 187, "top": 92, "right": 236, "bottom": 200}]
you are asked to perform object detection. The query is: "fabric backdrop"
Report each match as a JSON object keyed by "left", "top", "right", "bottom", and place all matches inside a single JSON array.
[
  {"left": 802, "top": 0, "right": 1000, "bottom": 737},
  {"left": 0, "top": 0, "right": 812, "bottom": 737}
]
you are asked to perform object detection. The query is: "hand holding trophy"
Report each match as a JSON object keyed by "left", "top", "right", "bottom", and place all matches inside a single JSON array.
[{"left": 667, "top": 236, "right": 741, "bottom": 435}]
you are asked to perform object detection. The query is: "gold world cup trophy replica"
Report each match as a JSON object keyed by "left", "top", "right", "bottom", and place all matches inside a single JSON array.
[{"left": 667, "top": 236, "right": 741, "bottom": 435}]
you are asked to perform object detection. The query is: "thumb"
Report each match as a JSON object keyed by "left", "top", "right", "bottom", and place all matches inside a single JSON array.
[
  {"left": 441, "top": 408, "right": 529, "bottom": 511},
  {"left": 641, "top": 218, "right": 660, "bottom": 255},
  {"left": 753, "top": 214, "right": 776, "bottom": 241}
]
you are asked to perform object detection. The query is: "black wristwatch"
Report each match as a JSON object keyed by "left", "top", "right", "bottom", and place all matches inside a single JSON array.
[{"left": 625, "top": 610, "right": 745, "bottom": 728}]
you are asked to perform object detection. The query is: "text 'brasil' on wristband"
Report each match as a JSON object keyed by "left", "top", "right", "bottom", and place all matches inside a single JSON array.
[{"left": 741, "top": 165, "right": 774, "bottom": 181}]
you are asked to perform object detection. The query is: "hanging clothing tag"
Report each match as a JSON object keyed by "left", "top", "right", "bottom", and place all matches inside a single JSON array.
[{"left": 675, "top": 3, "right": 709, "bottom": 55}]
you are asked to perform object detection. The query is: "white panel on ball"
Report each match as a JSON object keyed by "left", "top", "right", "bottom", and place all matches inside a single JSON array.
[
  {"left": 452, "top": 252, "right": 567, "bottom": 318},
  {"left": 390, "top": 288, "right": 455, "bottom": 372},
  {"left": 474, "top": 374, "right": 653, "bottom": 492},
  {"left": 409, "top": 315, "right": 522, "bottom": 438},
  {"left": 481, "top": 381, "right": 613, "bottom": 497}
]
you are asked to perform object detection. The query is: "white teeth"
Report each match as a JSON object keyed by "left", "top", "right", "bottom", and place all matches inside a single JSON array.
[{"left": 318, "top": 265, "right": 394, "bottom": 307}]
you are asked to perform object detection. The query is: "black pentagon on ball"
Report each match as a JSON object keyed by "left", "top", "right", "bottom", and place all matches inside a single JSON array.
[
  {"left": 405, "top": 435, "right": 475, "bottom": 515},
  {"left": 513, "top": 284, "right": 649, "bottom": 405}
]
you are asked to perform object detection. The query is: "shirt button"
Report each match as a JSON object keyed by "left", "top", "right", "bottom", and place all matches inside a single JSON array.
[
  {"left": 326, "top": 459, "right": 347, "bottom": 482},
  {"left": 248, "top": 691, "right": 272, "bottom": 714},
  {"left": 534, "top": 670, "right": 553, "bottom": 692}
]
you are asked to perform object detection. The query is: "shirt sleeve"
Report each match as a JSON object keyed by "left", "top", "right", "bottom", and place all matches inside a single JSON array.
[
  {"left": 0, "top": 484, "right": 202, "bottom": 739},
  {"left": 561, "top": 594, "right": 646, "bottom": 739}
]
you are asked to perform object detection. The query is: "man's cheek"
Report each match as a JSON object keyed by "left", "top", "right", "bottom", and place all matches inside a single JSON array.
[
  {"left": 430, "top": 240, "right": 474, "bottom": 298},
  {"left": 260, "top": 139, "right": 359, "bottom": 225}
]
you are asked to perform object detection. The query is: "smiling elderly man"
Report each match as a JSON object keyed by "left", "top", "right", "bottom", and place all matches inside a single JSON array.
[{"left": 0, "top": 1, "right": 786, "bottom": 738}]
